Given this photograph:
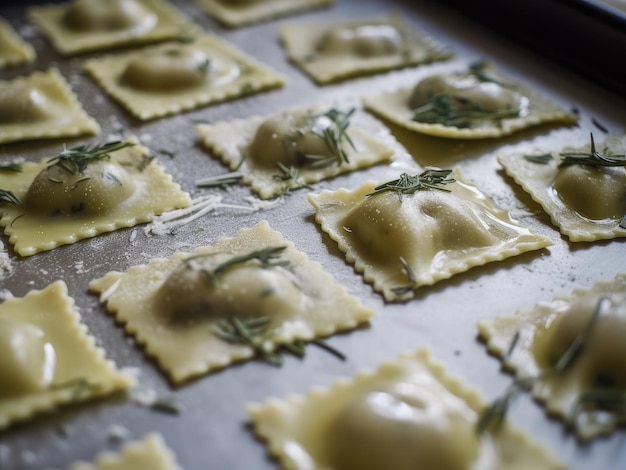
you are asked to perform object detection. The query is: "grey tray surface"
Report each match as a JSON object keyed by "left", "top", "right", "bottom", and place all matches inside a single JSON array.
[{"left": 1, "top": 0, "right": 625, "bottom": 469}]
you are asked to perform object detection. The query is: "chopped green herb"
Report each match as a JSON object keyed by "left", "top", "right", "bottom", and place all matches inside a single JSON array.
[
  {"left": 367, "top": 168, "right": 455, "bottom": 200},
  {"left": 306, "top": 107, "right": 356, "bottom": 168},
  {"left": 0, "top": 163, "right": 22, "bottom": 172},
  {"left": 412, "top": 95, "right": 521, "bottom": 128},
  {"left": 591, "top": 117, "right": 608, "bottom": 133},
  {"left": 48, "top": 141, "right": 135, "bottom": 174},
  {"left": 198, "top": 59, "right": 211, "bottom": 75},
  {"left": 196, "top": 172, "right": 243, "bottom": 188},
  {"left": 212, "top": 316, "right": 346, "bottom": 366},
  {"left": 150, "top": 396, "right": 182, "bottom": 415},
  {"left": 186, "top": 246, "right": 289, "bottom": 286},
  {"left": 559, "top": 133, "right": 626, "bottom": 168},
  {"left": 0, "top": 189, "right": 22, "bottom": 206},
  {"left": 523, "top": 153, "right": 553, "bottom": 164}
]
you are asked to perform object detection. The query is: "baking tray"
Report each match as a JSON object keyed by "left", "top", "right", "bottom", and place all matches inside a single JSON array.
[{"left": 1, "top": 0, "right": 625, "bottom": 469}]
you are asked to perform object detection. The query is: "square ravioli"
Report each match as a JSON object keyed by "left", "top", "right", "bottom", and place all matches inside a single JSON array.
[
  {"left": 196, "top": 104, "right": 397, "bottom": 199},
  {"left": 0, "top": 68, "right": 100, "bottom": 145},
  {"left": 363, "top": 61, "right": 579, "bottom": 139},
  {"left": 84, "top": 34, "right": 285, "bottom": 121},
  {"left": 279, "top": 13, "right": 452, "bottom": 84},
  {"left": 308, "top": 168, "right": 551, "bottom": 302},
  {"left": 194, "top": 0, "right": 333, "bottom": 28},
  {"left": 65, "top": 433, "right": 182, "bottom": 470},
  {"left": 28, "top": 0, "right": 191, "bottom": 55},
  {"left": 0, "top": 17, "right": 35, "bottom": 68},
  {"left": 498, "top": 133, "right": 626, "bottom": 242},
  {"left": 0, "top": 281, "right": 135, "bottom": 431},
  {"left": 478, "top": 274, "right": 626, "bottom": 439},
  {"left": 89, "top": 220, "right": 374, "bottom": 384},
  {"left": 0, "top": 138, "right": 191, "bottom": 256},
  {"left": 247, "top": 348, "right": 564, "bottom": 470}
]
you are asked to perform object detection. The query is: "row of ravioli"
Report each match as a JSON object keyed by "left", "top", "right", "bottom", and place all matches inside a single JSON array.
[{"left": 1, "top": 0, "right": 626, "bottom": 469}]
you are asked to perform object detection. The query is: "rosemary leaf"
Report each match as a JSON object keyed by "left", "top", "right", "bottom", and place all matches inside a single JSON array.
[
  {"left": 524, "top": 153, "right": 554, "bottom": 164},
  {"left": 48, "top": 141, "right": 135, "bottom": 174},
  {"left": 367, "top": 168, "right": 455, "bottom": 200},
  {"left": 412, "top": 95, "right": 520, "bottom": 128},
  {"left": 151, "top": 396, "right": 182, "bottom": 415},
  {"left": 0, "top": 189, "right": 22, "bottom": 205},
  {"left": 196, "top": 172, "right": 243, "bottom": 188},
  {"left": 0, "top": 163, "right": 22, "bottom": 172},
  {"left": 559, "top": 133, "right": 626, "bottom": 168}
]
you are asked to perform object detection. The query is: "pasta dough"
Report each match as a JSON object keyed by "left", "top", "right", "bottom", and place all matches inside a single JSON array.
[
  {"left": 196, "top": 103, "right": 397, "bottom": 199},
  {"left": 89, "top": 220, "right": 373, "bottom": 383},
  {"left": 64, "top": 433, "right": 182, "bottom": 470},
  {"left": 84, "top": 34, "right": 285, "bottom": 120},
  {"left": 280, "top": 14, "right": 451, "bottom": 84},
  {"left": 308, "top": 168, "right": 552, "bottom": 301},
  {"left": 0, "top": 68, "right": 100, "bottom": 145},
  {"left": 0, "top": 17, "right": 35, "bottom": 68},
  {"left": 0, "top": 137, "right": 191, "bottom": 256},
  {"left": 363, "top": 61, "right": 578, "bottom": 139},
  {"left": 478, "top": 274, "right": 626, "bottom": 439},
  {"left": 0, "top": 281, "right": 134, "bottom": 431},
  {"left": 247, "top": 348, "right": 564, "bottom": 470},
  {"left": 498, "top": 133, "right": 626, "bottom": 242},
  {"left": 28, "top": 0, "right": 191, "bottom": 55},
  {"left": 194, "top": 0, "right": 332, "bottom": 28}
]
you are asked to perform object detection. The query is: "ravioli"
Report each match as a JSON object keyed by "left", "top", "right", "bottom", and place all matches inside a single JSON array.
[
  {"left": 196, "top": 104, "right": 397, "bottom": 199},
  {"left": 308, "top": 168, "right": 551, "bottom": 302},
  {"left": 0, "top": 138, "right": 191, "bottom": 256},
  {"left": 478, "top": 274, "right": 626, "bottom": 439},
  {"left": 28, "top": 0, "right": 191, "bottom": 55},
  {"left": 0, "top": 68, "right": 100, "bottom": 145},
  {"left": 0, "top": 17, "right": 35, "bottom": 68},
  {"left": 0, "top": 281, "right": 135, "bottom": 431},
  {"left": 84, "top": 34, "right": 285, "bottom": 121},
  {"left": 248, "top": 348, "right": 564, "bottom": 470},
  {"left": 280, "top": 14, "right": 451, "bottom": 84},
  {"left": 363, "top": 61, "right": 578, "bottom": 139},
  {"left": 89, "top": 220, "right": 373, "bottom": 384},
  {"left": 195, "top": 0, "right": 333, "bottom": 28},
  {"left": 498, "top": 133, "right": 626, "bottom": 242},
  {"left": 65, "top": 433, "right": 182, "bottom": 470}
]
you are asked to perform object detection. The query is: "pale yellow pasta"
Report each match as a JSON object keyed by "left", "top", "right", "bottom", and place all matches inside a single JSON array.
[
  {"left": 280, "top": 13, "right": 451, "bottom": 84},
  {"left": 28, "top": 0, "right": 192, "bottom": 55},
  {"left": 478, "top": 274, "right": 626, "bottom": 439},
  {"left": 194, "top": 0, "right": 333, "bottom": 28},
  {"left": 498, "top": 133, "right": 626, "bottom": 242},
  {"left": 0, "top": 17, "right": 35, "bottom": 68},
  {"left": 65, "top": 433, "right": 182, "bottom": 470},
  {"left": 84, "top": 34, "right": 285, "bottom": 121},
  {"left": 0, "top": 137, "right": 191, "bottom": 256},
  {"left": 0, "top": 68, "right": 100, "bottom": 145},
  {"left": 89, "top": 220, "right": 373, "bottom": 384},
  {"left": 363, "top": 61, "right": 578, "bottom": 139},
  {"left": 308, "top": 168, "right": 551, "bottom": 302},
  {"left": 248, "top": 348, "right": 564, "bottom": 470},
  {"left": 0, "top": 281, "right": 135, "bottom": 431}
]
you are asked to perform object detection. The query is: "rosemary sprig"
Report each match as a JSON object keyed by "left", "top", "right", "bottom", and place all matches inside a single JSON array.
[
  {"left": 196, "top": 171, "right": 243, "bottom": 188},
  {"left": 47, "top": 141, "right": 135, "bottom": 174},
  {"left": 150, "top": 396, "right": 182, "bottom": 415},
  {"left": 391, "top": 256, "right": 418, "bottom": 296},
  {"left": 523, "top": 153, "right": 553, "bottom": 164},
  {"left": 367, "top": 168, "right": 455, "bottom": 200},
  {"left": 0, "top": 163, "right": 21, "bottom": 172},
  {"left": 186, "top": 246, "right": 289, "bottom": 286},
  {"left": 476, "top": 296, "right": 609, "bottom": 434},
  {"left": 212, "top": 316, "right": 346, "bottom": 366},
  {"left": 559, "top": 133, "right": 626, "bottom": 168},
  {"left": 412, "top": 95, "right": 521, "bottom": 128},
  {"left": 306, "top": 107, "right": 356, "bottom": 168},
  {"left": 0, "top": 189, "right": 22, "bottom": 205}
]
